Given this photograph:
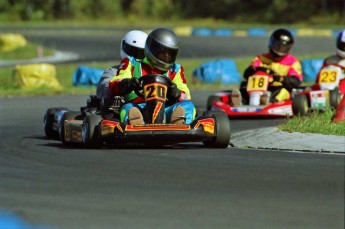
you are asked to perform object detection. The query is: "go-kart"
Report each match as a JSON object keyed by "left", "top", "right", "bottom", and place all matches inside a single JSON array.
[
  {"left": 44, "top": 74, "right": 231, "bottom": 148},
  {"left": 206, "top": 69, "right": 293, "bottom": 117},
  {"left": 292, "top": 64, "right": 343, "bottom": 116}
]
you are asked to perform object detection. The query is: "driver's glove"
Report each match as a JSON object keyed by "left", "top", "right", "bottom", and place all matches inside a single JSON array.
[
  {"left": 119, "top": 77, "right": 141, "bottom": 95},
  {"left": 272, "top": 74, "right": 284, "bottom": 83},
  {"left": 167, "top": 83, "right": 181, "bottom": 102}
]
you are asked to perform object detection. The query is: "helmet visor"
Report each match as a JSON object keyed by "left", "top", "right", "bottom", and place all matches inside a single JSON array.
[
  {"left": 147, "top": 38, "right": 179, "bottom": 64},
  {"left": 337, "top": 30, "right": 345, "bottom": 51},
  {"left": 122, "top": 40, "right": 145, "bottom": 60},
  {"left": 270, "top": 40, "right": 293, "bottom": 56}
]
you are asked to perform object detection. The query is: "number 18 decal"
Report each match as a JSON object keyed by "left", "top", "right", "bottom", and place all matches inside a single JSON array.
[{"left": 247, "top": 74, "right": 269, "bottom": 92}]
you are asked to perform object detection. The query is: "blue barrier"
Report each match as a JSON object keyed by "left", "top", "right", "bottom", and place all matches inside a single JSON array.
[
  {"left": 0, "top": 210, "right": 57, "bottom": 229},
  {"left": 72, "top": 65, "right": 104, "bottom": 86},
  {"left": 248, "top": 28, "right": 267, "bottom": 37},
  {"left": 193, "top": 59, "right": 242, "bottom": 85},
  {"left": 214, "top": 29, "right": 232, "bottom": 37},
  {"left": 189, "top": 28, "right": 337, "bottom": 37},
  {"left": 301, "top": 58, "right": 324, "bottom": 82},
  {"left": 192, "top": 28, "right": 213, "bottom": 36}
]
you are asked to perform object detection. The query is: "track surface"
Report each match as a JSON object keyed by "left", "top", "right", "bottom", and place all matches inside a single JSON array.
[{"left": 0, "top": 27, "right": 344, "bottom": 229}]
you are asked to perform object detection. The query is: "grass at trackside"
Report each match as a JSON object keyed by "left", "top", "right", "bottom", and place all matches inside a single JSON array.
[
  {"left": 279, "top": 109, "right": 345, "bottom": 136},
  {"left": 0, "top": 43, "right": 54, "bottom": 60}
]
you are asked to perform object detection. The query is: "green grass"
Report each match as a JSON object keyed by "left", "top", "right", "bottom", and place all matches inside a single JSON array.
[
  {"left": 0, "top": 43, "right": 54, "bottom": 60},
  {"left": 279, "top": 109, "right": 345, "bottom": 136}
]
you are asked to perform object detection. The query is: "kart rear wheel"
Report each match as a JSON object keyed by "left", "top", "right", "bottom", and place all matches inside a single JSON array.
[
  {"left": 206, "top": 95, "right": 221, "bottom": 111},
  {"left": 59, "top": 111, "right": 82, "bottom": 144},
  {"left": 203, "top": 111, "right": 231, "bottom": 148},
  {"left": 44, "top": 107, "right": 67, "bottom": 139},
  {"left": 292, "top": 94, "right": 309, "bottom": 116},
  {"left": 82, "top": 114, "right": 103, "bottom": 149},
  {"left": 329, "top": 89, "right": 340, "bottom": 109}
]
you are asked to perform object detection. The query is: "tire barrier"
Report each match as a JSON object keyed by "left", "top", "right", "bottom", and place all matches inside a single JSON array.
[
  {"left": 192, "top": 59, "right": 242, "bottom": 85},
  {"left": 13, "top": 63, "right": 62, "bottom": 90},
  {"left": 0, "top": 33, "right": 27, "bottom": 52},
  {"left": 72, "top": 65, "right": 104, "bottom": 86},
  {"left": 301, "top": 58, "right": 324, "bottom": 82},
  {"left": 173, "top": 27, "right": 339, "bottom": 37}
]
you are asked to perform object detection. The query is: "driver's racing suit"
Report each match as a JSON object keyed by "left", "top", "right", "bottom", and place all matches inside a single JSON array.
[
  {"left": 240, "top": 53, "right": 303, "bottom": 103},
  {"left": 96, "top": 65, "right": 119, "bottom": 101},
  {"left": 109, "top": 56, "right": 195, "bottom": 124}
]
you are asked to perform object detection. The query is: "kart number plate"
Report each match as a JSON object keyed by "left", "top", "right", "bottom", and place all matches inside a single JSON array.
[
  {"left": 318, "top": 69, "right": 339, "bottom": 83},
  {"left": 247, "top": 74, "right": 269, "bottom": 92},
  {"left": 144, "top": 82, "right": 168, "bottom": 102},
  {"left": 318, "top": 65, "right": 342, "bottom": 85}
]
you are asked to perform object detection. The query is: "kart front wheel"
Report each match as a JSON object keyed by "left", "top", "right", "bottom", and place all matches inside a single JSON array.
[
  {"left": 292, "top": 94, "right": 309, "bottom": 116},
  {"left": 203, "top": 111, "right": 231, "bottom": 148},
  {"left": 82, "top": 114, "right": 103, "bottom": 149},
  {"left": 329, "top": 89, "right": 340, "bottom": 109}
]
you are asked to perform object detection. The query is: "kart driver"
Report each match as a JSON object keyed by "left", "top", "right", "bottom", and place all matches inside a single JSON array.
[
  {"left": 96, "top": 30, "right": 148, "bottom": 102},
  {"left": 108, "top": 27, "right": 195, "bottom": 125},
  {"left": 311, "top": 29, "right": 345, "bottom": 95},
  {"left": 235, "top": 28, "right": 303, "bottom": 105}
]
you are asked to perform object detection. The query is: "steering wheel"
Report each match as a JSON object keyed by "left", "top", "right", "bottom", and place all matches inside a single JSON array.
[
  {"left": 255, "top": 66, "right": 277, "bottom": 75},
  {"left": 134, "top": 74, "right": 173, "bottom": 98}
]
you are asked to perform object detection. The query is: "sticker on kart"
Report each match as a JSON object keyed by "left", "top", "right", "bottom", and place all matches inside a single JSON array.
[{"left": 231, "top": 107, "right": 263, "bottom": 112}]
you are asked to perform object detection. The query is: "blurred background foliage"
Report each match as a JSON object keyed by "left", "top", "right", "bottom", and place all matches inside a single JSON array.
[{"left": 0, "top": 0, "right": 344, "bottom": 24}]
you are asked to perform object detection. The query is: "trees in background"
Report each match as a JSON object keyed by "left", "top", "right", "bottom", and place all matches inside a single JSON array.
[{"left": 0, "top": 0, "right": 344, "bottom": 24}]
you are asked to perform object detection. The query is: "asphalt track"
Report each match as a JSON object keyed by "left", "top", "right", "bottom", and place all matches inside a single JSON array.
[{"left": 0, "top": 26, "right": 344, "bottom": 229}]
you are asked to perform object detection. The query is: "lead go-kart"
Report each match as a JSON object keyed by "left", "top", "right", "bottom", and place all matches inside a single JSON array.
[
  {"left": 44, "top": 74, "right": 231, "bottom": 148},
  {"left": 206, "top": 68, "right": 294, "bottom": 117}
]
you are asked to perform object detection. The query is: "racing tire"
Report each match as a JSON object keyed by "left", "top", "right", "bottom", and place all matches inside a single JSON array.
[
  {"left": 82, "top": 114, "right": 103, "bottom": 149},
  {"left": 59, "top": 111, "right": 82, "bottom": 145},
  {"left": 206, "top": 95, "right": 221, "bottom": 111},
  {"left": 329, "top": 89, "right": 340, "bottom": 109},
  {"left": 44, "top": 107, "right": 67, "bottom": 139},
  {"left": 202, "top": 111, "right": 231, "bottom": 148},
  {"left": 202, "top": 110, "right": 226, "bottom": 117},
  {"left": 292, "top": 94, "right": 309, "bottom": 116}
]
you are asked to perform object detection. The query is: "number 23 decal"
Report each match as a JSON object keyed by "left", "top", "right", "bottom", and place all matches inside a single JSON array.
[{"left": 319, "top": 69, "right": 338, "bottom": 83}]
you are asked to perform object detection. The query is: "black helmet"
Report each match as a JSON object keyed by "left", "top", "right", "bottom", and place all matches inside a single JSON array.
[
  {"left": 336, "top": 29, "right": 345, "bottom": 57},
  {"left": 145, "top": 28, "right": 180, "bottom": 71},
  {"left": 269, "top": 28, "right": 294, "bottom": 57}
]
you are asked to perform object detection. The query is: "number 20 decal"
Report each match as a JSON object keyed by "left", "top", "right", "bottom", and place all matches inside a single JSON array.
[{"left": 144, "top": 83, "right": 168, "bottom": 101}]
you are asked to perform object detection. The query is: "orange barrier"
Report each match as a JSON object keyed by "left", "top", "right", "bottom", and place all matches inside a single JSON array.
[{"left": 333, "top": 96, "right": 345, "bottom": 122}]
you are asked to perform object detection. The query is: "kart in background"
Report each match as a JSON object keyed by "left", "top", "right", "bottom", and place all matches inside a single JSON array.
[
  {"left": 44, "top": 74, "right": 231, "bottom": 148},
  {"left": 206, "top": 69, "right": 293, "bottom": 117},
  {"left": 292, "top": 64, "right": 343, "bottom": 116}
]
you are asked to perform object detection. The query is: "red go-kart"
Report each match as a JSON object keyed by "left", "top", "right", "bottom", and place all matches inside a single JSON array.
[{"left": 206, "top": 69, "right": 293, "bottom": 117}]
